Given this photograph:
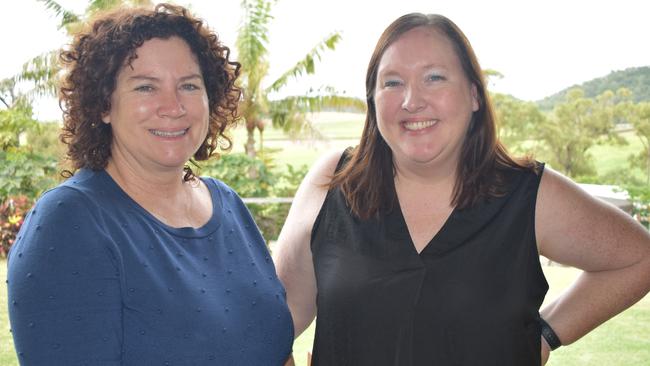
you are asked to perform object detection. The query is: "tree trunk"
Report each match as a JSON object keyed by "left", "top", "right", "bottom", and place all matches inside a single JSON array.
[
  {"left": 245, "top": 126, "right": 257, "bottom": 158},
  {"left": 245, "top": 122, "right": 258, "bottom": 178}
]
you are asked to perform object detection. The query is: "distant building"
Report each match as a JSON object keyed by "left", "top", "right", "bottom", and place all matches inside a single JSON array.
[{"left": 578, "top": 183, "right": 632, "bottom": 213}]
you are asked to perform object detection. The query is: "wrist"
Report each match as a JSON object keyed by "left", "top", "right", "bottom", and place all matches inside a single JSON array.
[{"left": 539, "top": 317, "right": 562, "bottom": 350}]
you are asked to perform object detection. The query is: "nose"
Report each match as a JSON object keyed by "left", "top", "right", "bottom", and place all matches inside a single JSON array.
[
  {"left": 401, "top": 84, "right": 425, "bottom": 113},
  {"left": 158, "top": 89, "right": 186, "bottom": 118}
]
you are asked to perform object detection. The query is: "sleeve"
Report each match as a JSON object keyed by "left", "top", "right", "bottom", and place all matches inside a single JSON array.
[{"left": 7, "top": 187, "right": 123, "bottom": 365}]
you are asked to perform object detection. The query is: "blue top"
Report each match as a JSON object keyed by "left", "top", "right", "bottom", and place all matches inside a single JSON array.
[{"left": 7, "top": 169, "right": 293, "bottom": 366}]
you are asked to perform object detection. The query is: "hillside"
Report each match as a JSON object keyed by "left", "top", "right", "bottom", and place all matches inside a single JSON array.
[{"left": 537, "top": 66, "right": 650, "bottom": 111}]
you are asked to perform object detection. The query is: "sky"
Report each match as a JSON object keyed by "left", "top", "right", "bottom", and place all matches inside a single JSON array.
[{"left": 1, "top": 0, "right": 648, "bottom": 121}]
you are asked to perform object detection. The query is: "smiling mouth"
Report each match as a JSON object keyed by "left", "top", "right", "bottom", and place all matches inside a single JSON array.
[
  {"left": 149, "top": 128, "right": 189, "bottom": 137},
  {"left": 403, "top": 120, "right": 437, "bottom": 131}
]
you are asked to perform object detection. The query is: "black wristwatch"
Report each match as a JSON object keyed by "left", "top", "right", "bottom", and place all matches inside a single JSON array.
[{"left": 539, "top": 317, "right": 562, "bottom": 350}]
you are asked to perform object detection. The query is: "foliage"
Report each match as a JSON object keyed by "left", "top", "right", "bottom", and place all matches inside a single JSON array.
[
  {"left": 0, "top": 99, "right": 39, "bottom": 150},
  {"left": 627, "top": 101, "right": 650, "bottom": 184},
  {"left": 0, "top": 82, "right": 60, "bottom": 258},
  {"left": 0, "top": 151, "right": 58, "bottom": 202},
  {"left": 0, "top": 89, "right": 60, "bottom": 204},
  {"left": 236, "top": 0, "right": 365, "bottom": 157},
  {"left": 18, "top": 0, "right": 154, "bottom": 101},
  {"left": 0, "top": 196, "right": 31, "bottom": 258},
  {"left": 626, "top": 185, "right": 650, "bottom": 229},
  {"left": 537, "top": 88, "right": 627, "bottom": 177},
  {"left": 201, "top": 153, "right": 276, "bottom": 198},
  {"left": 491, "top": 92, "right": 546, "bottom": 155},
  {"left": 199, "top": 152, "right": 307, "bottom": 242},
  {"left": 538, "top": 66, "right": 650, "bottom": 111}
]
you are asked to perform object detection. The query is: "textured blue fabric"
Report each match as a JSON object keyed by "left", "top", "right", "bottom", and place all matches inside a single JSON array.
[{"left": 7, "top": 169, "right": 293, "bottom": 365}]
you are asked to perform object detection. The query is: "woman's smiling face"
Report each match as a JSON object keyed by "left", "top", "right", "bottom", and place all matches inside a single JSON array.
[
  {"left": 102, "top": 36, "right": 210, "bottom": 174},
  {"left": 373, "top": 26, "right": 478, "bottom": 169}
]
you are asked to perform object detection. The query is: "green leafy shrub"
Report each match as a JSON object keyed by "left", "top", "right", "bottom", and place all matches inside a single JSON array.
[
  {"left": 0, "top": 150, "right": 58, "bottom": 203},
  {"left": 626, "top": 185, "right": 650, "bottom": 229},
  {"left": 0, "top": 195, "right": 31, "bottom": 258},
  {"left": 199, "top": 153, "right": 307, "bottom": 243}
]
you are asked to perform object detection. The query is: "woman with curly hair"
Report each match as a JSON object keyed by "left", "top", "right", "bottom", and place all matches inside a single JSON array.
[{"left": 8, "top": 4, "right": 294, "bottom": 365}]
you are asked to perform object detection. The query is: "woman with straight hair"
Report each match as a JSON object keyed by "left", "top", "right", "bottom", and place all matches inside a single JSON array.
[{"left": 274, "top": 13, "right": 650, "bottom": 365}]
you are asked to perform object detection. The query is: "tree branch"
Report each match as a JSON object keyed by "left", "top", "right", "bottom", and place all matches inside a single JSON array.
[{"left": 0, "top": 95, "right": 10, "bottom": 109}]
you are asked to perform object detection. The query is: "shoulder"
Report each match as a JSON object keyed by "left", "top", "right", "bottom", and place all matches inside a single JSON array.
[
  {"left": 200, "top": 176, "right": 246, "bottom": 210},
  {"left": 201, "top": 176, "right": 237, "bottom": 198},
  {"left": 536, "top": 166, "right": 649, "bottom": 269},
  {"left": 8, "top": 175, "right": 119, "bottom": 284},
  {"left": 12, "top": 171, "right": 117, "bottom": 254},
  {"left": 31, "top": 180, "right": 101, "bottom": 221},
  {"left": 303, "top": 148, "right": 348, "bottom": 188},
  {"left": 279, "top": 148, "right": 347, "bottom": 234}
]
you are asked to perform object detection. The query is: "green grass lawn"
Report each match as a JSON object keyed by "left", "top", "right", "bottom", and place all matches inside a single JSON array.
[
  {"left": 589, "top": 131, "right": 645, "bottom": 180},
  {"left": 227, "top": 112, "right": 365, "bottom": 171},
  {"left": 1, "top": 259, "right": 17, "bottom": 366}
]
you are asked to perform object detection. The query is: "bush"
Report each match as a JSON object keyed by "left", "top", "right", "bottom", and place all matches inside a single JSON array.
[
  {"left": 199, "top": 153, "right": 307, "bottom": 243},
  {"left": 626, "top": 185, "right": 650, "bottom": 229},
  {"left": 0, "top": 195, "right": 31, "bottom": 258},
  {"left": 0, "top": 149, "right": 59, "bottom": 258}
]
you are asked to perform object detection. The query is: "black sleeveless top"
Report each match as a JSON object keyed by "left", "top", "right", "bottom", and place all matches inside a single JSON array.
[{"left": 310, "top": 153, "right": 549, "bottom": 366}]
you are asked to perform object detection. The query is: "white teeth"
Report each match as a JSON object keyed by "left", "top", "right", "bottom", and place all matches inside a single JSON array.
[
  {"left": 403, "top": 120, "right": 437, "bottom": 131},
  {"left": 150, "top": 128, "right": 188, "bottom": 137}
]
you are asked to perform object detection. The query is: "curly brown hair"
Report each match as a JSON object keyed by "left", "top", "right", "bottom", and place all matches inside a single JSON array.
[{"left": 59, "top": 3, "right": 241, "bottom": 180}]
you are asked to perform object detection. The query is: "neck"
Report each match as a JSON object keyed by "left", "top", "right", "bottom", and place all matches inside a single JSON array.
[
  {"left": 393, "top": 155, "right": 458, "bottom": 186},
  {"left": 393, "top": 155, "right": 459, "bottom": 209},
  {"left": 105, "top": 158, "right": 211, "bottom": 228},
  {"left": 106, "top": 160, "right": 188, "bottom": 198}
]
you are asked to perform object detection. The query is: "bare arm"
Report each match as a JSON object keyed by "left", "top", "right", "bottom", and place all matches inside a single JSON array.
[
  {"left": 536, "top": 167, "right": 650, "bottom": 348},
  {"left": 273, "top": 149, "right": 344, "bottom": 337}
]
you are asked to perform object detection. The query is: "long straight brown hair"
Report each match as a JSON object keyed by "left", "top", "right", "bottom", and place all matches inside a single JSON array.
[{"left": 330, "top": 13, "right": 536, "bottom": 220}]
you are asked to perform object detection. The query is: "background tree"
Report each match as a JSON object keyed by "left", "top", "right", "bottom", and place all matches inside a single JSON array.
[
  {"left": 537, "top": 66, "right": 650, "bottom": 111},
  {"left": 15, "top": 0, "right": 153, "bottom": 101},
  {"left": 236, "top": 0, "right": 364, "bottom": 157},
  {"left": 491, "top": 92, "right": 546, "bottom": 155},
  {"left": 628, "top": 101, "right": 650, "bottom": 184},
  {"left": 0, "top": 82, "right": 57, "bottom": 204},
  {"left": 538, "top": 88, "right": 626, "bottom": 178}
]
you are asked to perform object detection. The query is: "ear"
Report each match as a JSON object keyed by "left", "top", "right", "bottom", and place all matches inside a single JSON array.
[
  {"left": 101, "top": 112, "right": 111, "bottom": 124},
  {"left": 471, "top": 83, "right": 480, "bottom": 112}
]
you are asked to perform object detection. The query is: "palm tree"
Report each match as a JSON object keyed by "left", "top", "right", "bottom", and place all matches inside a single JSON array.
[
  {"left": 13, "top": 0, "right": 152, "bottom": 101},
  {"left": 236, "top": 0, "right": 365, "bottom": 157}
]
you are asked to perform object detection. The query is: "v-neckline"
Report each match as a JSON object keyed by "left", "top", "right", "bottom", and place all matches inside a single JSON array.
[{"left": 392, "top": 198, "right": 457, "bottom": 256}]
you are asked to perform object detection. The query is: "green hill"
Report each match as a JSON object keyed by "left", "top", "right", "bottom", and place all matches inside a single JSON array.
[{"left": 537, "top": 66, "right": 650, "bottom": 111}]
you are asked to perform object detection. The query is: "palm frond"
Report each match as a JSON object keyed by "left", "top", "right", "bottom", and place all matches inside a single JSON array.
[
  {"left": 268, "top": 93, "right": 365, "bottom": 139},
  {"left": 36, "top": 0, "right": 80, "bottom": 30},
  {"left": 86, "top": 0, "right": 132, "bottom": 16},
  {"left": 15, "top": 51, "right": 61, "bottom": 99},
  {"left": 237, "top": 0, "right": 274, "bottom": 76},
  {"left": 266, "top": 32, "right": 342, "bottom": 93},
  {"left": 268, "top": 98, "right": 322, "bottom": 140}
]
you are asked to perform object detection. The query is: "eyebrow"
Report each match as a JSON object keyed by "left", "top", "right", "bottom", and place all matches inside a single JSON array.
[
  {"left": 378, "top": 63, "right": 447, "bottom": 75},
  {"left": 126, "top": 74, "right": 204, "bottom": 82}
]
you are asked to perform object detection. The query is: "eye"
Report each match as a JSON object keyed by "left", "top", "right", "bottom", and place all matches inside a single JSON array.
[
  {"left": 383, "top": 79, "right": 402, "bottom": 88},
  {"left": 134, "top": 85, "right": 155, "bottom": 92},
  {"left": 427, "top": 74, "right": 445, "bottom": 82},
  {"left": 181, "top": 83, "right": 201, "bottom": 91}
]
